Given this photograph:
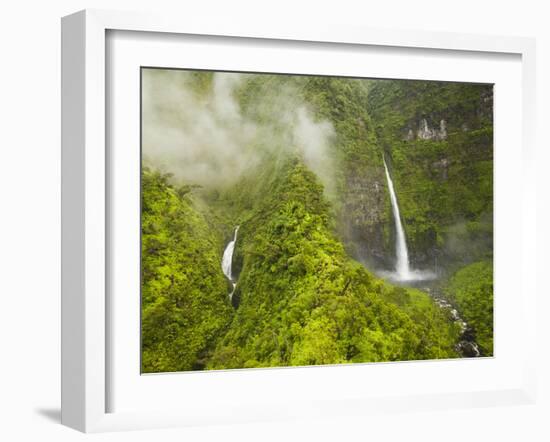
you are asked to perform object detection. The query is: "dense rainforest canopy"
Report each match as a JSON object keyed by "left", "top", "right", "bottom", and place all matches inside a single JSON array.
[{"left": 141, "top": 69, "right": 494, "bottom": 373}]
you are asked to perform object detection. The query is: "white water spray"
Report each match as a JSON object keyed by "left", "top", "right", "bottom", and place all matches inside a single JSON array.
[
  {"left": 222, "top": 226, "right": 239, "bottom": 298},
  {"left": 383, "top": 157, "right": 411, "bottom": 280}
]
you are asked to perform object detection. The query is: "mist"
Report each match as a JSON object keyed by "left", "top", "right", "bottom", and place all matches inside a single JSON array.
[{"left": 142, "top": 69, "right": 335, "bottom": 193}]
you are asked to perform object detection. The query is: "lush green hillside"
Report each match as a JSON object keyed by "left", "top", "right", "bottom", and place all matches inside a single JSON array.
[
  {"left": 141, "top": 169, "right": 233, "bottom": 372},
  {"left": 207, "top": 159, "right": 459, "bottom": 369}
]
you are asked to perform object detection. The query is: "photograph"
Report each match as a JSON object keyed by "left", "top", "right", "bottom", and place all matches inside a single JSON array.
[
  {"left": 140, "top": 68, "right": 494, "bottom": 373},
  {"left": 0, "top": 0, "right": 544, "bottom": 438}
]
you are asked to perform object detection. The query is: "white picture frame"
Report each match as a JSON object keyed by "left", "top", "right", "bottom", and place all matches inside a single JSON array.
[{"left": 61, "top": 9, "right": 538, "bottom": 433}]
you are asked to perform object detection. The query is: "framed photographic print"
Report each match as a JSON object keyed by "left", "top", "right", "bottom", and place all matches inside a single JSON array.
[{"left": 61, "top": 9, "right": 537, "bottom": 432}]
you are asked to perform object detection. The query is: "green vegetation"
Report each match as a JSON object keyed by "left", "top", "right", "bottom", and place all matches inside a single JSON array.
[
  {"left": 140, "top": 71, "right": 494, "bottom": 372},
  {"left": 446, "top": 261, "right": 494, "bottom": 355},
  {"left": 208, "top": 160, "right": 459, "bottom": 369},
  {"left": 367, "top": 80, "right": 493, "bottom": 270},
  {"left": 141, "top": 168, "right": 233, "bottom": 373}
]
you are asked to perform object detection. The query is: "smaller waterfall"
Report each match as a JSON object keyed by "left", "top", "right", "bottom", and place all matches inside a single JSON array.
[
  {"left": 383, "top": 156, "right": 411, "bottom": 280},
  {"left": 222, "top": 226, "right": 239, "bottom": 298}
]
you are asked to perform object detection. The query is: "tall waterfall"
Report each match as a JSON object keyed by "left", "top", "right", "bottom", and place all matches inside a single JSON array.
[
  {"left": 383, "top": 156, "right": 411, "bottom": 280},
  {"left": 222, "top": 226, "right": 239, "bottom": 298}
]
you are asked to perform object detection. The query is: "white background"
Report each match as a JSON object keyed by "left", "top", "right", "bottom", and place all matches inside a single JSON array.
[{"left": 0, "top": 0, "right": 548, "bottom": 441}]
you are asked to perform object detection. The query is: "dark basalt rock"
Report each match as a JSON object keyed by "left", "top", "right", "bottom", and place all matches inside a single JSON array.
[
  {"left": 457, "top": 341, "right": 481, "bottom": 358},
  {"left": 340, "top": 170, "right": 390, "bottom": 269}
]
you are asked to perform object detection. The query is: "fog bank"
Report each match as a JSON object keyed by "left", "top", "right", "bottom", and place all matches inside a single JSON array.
[{"left": 142, "top": 69, "right": 335, "bottom": 192}]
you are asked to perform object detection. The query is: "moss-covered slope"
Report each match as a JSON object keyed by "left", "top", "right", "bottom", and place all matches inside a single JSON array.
[
  {"left": 141, "top": 169, "right": 233, "bottom": 372},
  {"left": 208, "top": 159, "right": 460, "bottom": 369}
]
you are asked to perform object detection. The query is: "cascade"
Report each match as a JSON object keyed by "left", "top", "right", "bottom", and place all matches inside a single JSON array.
[
  {"left": 383, "top": 156, "right": 411, "bottom": 280},
  {"left": 221, "top": 226, "right": 239, "bottom": 298}
]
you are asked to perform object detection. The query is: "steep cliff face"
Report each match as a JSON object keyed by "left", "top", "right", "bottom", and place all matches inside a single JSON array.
[
  {"left": 367, "top": 80, "right": 494, "bottom": 271},
  {"left": 340, "top": 168, "right": 390, "bottom": 269},
  {"left": 292, "top": 77, "right": 392, "bottom": 270}
]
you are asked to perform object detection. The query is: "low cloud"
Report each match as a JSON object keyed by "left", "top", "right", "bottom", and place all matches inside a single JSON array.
[{"left": 142, "top": 69, "right": 335, "bottom": 192}]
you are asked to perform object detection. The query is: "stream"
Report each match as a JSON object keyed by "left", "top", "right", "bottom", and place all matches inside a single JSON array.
[
  {"left": 421, "top": 284, "right": 481, "bottom": 357},
  {"left": 384, "top": 279, "right": 481, "bottom": 358}
]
